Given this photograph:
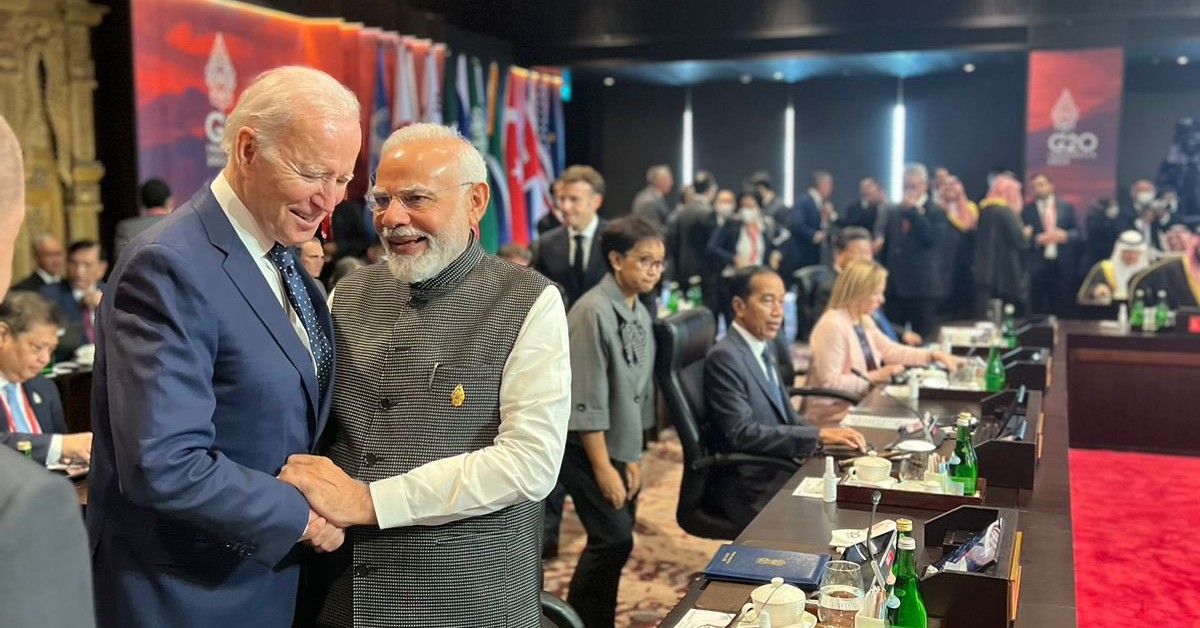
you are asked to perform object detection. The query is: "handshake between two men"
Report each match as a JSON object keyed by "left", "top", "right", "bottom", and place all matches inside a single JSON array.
[{"left": 281, "top": 454, "right": 379, "bottom": 553}]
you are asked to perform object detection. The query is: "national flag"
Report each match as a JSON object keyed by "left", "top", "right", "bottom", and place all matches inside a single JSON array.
[
  {"left": 549, "top": 76, "right": 566, "bottom": 175},
  {"left": 521, "top": 73, "right": 554, "bottom": 242},
  {"left": 471, "top": 58, "right": 499, "bottom": 253},
  {"left": 504, "top": 68, "right": 529, "bottom": 245},
  {"left": 487, "top": 62, "right": 511, "bottom": 246},
  {"left": 392, "top": 38, "right": 419, "bottom": 130},
  {"left": 421, "top": 44, "right": 444, "bottom": 124},
  {"left": 363, "top": 44, "right": 392, "bottom": 239},
  {"left": 449, "top": 54, "right": 471, "bottom": 136}
]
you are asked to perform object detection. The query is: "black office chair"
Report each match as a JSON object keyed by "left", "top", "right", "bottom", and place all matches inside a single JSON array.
[
  {"left": 540, "top": 591, "right": 584, "bottom": 628},
  {"left": 653, "top": 308, "right": 860, "bottom": 540},
  {"left": 793, "top": 264, "right": 834, "bottom": 343}
]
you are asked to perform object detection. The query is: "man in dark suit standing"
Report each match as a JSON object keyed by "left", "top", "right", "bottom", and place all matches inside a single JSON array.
[
  {"left": 631, "top": 164, "right": 674, "bottom": 229},
  {"left": 668, "top": 170, "right": 719, "bottom": 300},
  {"left": 787, "top": 171, "right": 833, "bottom": 281},
  {"left": 0, "top": 115, "right": 95, "bottom": 628},
  {"left": 532, "top": 165, "right": 609, "bottom": 311},
  {"left": 87, "top": 66, "right": 350, "bottom": 628},
  {"left": 39, "top": 239, "right": 105, "bottom": 361},
  {"left": 1022, "top": 172, "right": 1079, "bottom": 316},
  {"left": 704, "top": 267, "right": 865, "bottom": 531},
  {"left": 878, "top": 163, "right": 949, "bottom": 337},
  {"left": 530, "top": 164, "right": 609, "bottom": 559},
  {"left": 840, "top": 177, "right": 886, "bottom": 233},
  {"left": 11, "top": 234, "right": 65, "bottom": 293}
]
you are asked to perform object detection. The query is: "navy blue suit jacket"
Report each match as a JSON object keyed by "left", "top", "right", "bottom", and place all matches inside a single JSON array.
[
  {"left": 0, "top": 375, "right": 67, "bottom": 464},
  {"left": 86, "top": 186, "right": 334, "bottom": 628},
  {"left": 789, "top": 194, "right": 824, "bottom": 271},
  {"left": 703, "top": 330, "right": 821, "bottom": 528}
]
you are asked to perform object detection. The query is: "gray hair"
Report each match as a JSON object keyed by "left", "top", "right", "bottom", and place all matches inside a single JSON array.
[
  {"left": 377, "top": 123, "right": 486, "bottom": 184},
  {"left": 646, "top": 164, "right": 671, "bottom": 184},
  {"left": 220, "top": 66, "right": 360, "bottom": 158},
  {"left": 903, "top": 162, "right": 928, "bottom": 183}
]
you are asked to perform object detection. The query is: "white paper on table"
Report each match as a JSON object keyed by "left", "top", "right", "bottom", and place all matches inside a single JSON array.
[
  {"left": 672, "top": 608, "right": 736, "bottom": 628},
  {"left": 841, "top": 414, "right": 921, "bottom": 431},
  {"left": 792, "top": 476, "right": 826, "bottom": 498}
]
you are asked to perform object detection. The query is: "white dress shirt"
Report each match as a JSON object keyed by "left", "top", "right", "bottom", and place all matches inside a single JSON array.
[
  {"left": 210, "top": 174, "right": 316, "bottom": 369},
  {"left": 567, "top": 214, "right": 600, "bottom": 270},
  {"left": 0, "top": 374, "right": 61, "bottom": 467},
  {"left": 731, "top": 321, "right": 777, "bottom": 388},
  {"left": 368, "top": 285, "right": 571, "bottom": 529},
  {"left": 1038, "top": 195, "right": 1059, "bottom": 260},
  {"left": 35, "top": 269, "right": 60, "bottom": 285}
]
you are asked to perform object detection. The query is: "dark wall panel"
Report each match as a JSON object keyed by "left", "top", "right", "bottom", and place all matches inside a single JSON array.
[
  {"left": 691, "top": 82, "right": 789, "bottom": 198},
  {"left": 1118, "top": 64, "right": 1200, "bottom": 196},
  {"left": 906, "top": 64, "right": 1027, "bottom": 202},
  {"left": 588, "top": 83, "right": 683, "bottom": 219},
  {"left": 791, "top": 76, "right": 894, "bottom": 211}
]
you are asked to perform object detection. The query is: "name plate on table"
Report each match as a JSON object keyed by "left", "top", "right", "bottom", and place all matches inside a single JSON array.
[
  {"left": 838, "top": 479, "right": 986, "bottom": 512},
  {"left": 703, "top": 544, "right": 831, "bottom": 588}
]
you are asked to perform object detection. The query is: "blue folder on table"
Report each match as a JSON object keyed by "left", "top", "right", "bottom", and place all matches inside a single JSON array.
[{"left": 702, "top": 544, "right": 831, "bottom": 588}]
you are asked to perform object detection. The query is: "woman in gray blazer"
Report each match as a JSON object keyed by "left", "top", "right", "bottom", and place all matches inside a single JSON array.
[{"left": 559, "top": 216, "right": 663, "bottom": 628}]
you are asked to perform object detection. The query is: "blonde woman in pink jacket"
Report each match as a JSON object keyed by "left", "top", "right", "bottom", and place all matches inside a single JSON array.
[{"left": 805, "top": 260, "right": 959, "bottom": 424}]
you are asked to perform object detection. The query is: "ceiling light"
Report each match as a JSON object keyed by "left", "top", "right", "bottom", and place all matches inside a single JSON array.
[
  {"left": 1178, "top": 56, "right": 1190, "bottom": 66},
  {"left": 603, "top": 76, "right": 616, "bottom": 86},
  {"left": 772, "top": 71, "right": 784, "bottom": 81},
  {"left": 739, "top": 74, "right": 753, "bottom": 84},
  {"left": 963, "top": 63, "right": 976, "bottom": 73}
]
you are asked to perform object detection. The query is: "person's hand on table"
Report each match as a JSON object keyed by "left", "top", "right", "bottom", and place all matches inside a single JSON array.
[
  {"left": 868, "top": 364, "right": 905, "bottom": 384},
  {"left": 60, "top": 432, "right": 93, "bottom": 465},
  {"left": 279, "top": 454, "right": 377, "bottom": 528},
  {"left": 820, "top": 427, "right": 867, "bottom": 452},
  {"left": 930, "top": 350, "right": 963, "bottom": 370}
]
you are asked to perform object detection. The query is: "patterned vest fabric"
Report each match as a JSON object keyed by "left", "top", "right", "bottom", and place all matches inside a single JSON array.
[{"left": 320, "top": 242, "right": 552, "bottom": 627}]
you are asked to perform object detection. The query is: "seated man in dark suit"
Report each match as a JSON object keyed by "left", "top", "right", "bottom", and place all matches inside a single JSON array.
[
  {"left": 0, "top": 291, "right": 92, "bottom": 466},
  {"left": 10, "top": 234, "right": 65, "bottom": 293},
  {"left": 704, "top": 266, "right": 866, "bottom": 531},
  {"left": 38, "top": 239, "right": 105, "bottom": 362}
]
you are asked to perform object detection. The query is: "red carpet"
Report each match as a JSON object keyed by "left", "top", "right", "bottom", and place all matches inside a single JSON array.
[{"left": 1071, "top": 448, "right": 1200, "bottom": 627}]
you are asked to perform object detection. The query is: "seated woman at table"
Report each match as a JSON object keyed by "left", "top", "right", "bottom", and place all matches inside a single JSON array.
[
  {"left": 1078, "top": 230, "right": 1149, "bottom": 305},
  {"left": 0, "top": 291, "right": 91, "bottom": 466},
  {"left": 805, "top": 260, "right": 958, "bottom": 424}
]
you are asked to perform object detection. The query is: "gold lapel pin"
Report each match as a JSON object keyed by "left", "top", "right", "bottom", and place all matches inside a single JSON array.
[{"left": 451, "top": 384, "right": 465, "bottom": 407}]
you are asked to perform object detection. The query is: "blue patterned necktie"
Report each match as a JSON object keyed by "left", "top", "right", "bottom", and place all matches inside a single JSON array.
[
  {"left": 268, "top": 244, "right": 331, "bottom": 393},
  {"left": 761, "top": 345, "right": 789, "bottom": 413}
]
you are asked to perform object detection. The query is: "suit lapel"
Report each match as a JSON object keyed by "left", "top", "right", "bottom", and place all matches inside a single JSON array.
[
  {"left": 729, "top": 331, "right": 788, "bottom": 423},
  {"left": 302, "top": 270, "right": 334, "bottom": 447},
  {"left": 586, "top": 219, "right": 609, "bottom": 285},
  {"left": 194, "top": 192, "right": 321, "bottom": 427}
]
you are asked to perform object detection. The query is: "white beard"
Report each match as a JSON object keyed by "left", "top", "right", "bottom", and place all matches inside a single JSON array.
[{"left": 381, "top": 215, "right": 472, "bottom": 284}]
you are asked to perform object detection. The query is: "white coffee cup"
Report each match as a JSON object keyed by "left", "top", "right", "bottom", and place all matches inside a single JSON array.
[
  {"left": 741, "top": 577, "right": 814, "bottom": 627},
  {"left": 849, "top": 452, "right": 892, "bottom": 483}
]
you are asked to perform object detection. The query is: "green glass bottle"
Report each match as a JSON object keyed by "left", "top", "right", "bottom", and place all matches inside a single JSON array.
[
  {"left": 17, "top": 440, "right": 33, "bottom": 460},
  {"left": 1155, "top": 290, "right": 1169, "bottom": 330},
  {"left": 1130, "top": 289, "right": 1146, "bottom": 328},
  {"left": 950, "top": 413, "right": 979, "bottom": 495},
  {"left": 984, "top": 344, "right": 1006, "bottom": 392},
  {"left": 666, "top": 281, "right": 681, "bottom": 314},
  {"left": 889, "top": 536, "right": 928, "bottom": 628},
  {"left": 686, "top": 275, "right": 704, "bottom": 309},
  {"left": 1001, "top": 304, "right": 1017, "bottom": 349}
]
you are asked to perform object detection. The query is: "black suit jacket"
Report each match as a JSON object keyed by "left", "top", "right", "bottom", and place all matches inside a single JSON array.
[
  {"left": 0, "top": 376, "right": 68, "bottom": 465},
  {"left": 789, "top": 193, "right": 824, "bottom": 271},
  {"left": 0, "top": 446, "right": 96, "bottom": 627},
  {"left": 11, "top": 272, "right": 52, "bottom": 293},
  {"left": 531, "top": 220, "right": 608, "bottom": 310},
  {"left": 880, "top": 199, "right": 949, "bottom": 299},
  {"left": 631, "top": 186, "right": 671, "bottom": 228},
  {"left": 1021, "top": 198, "right": 1080, "bottom": 275},
  {"left": 703, "top": 330, "right": 821, "bottom": 528},
  {"left": 705, "top": 217, "right": 780, "bottom": 271},
  {"left": 37, "top": 281, "right": 96, "bottom": 362},
  {"left": 668, "top": 199, "right": 717, "bottom": 284}
]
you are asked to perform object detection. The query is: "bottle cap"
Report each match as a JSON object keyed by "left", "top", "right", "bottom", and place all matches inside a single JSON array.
[
  {"left": 1158, "top": 290, "right": 1167, "bottom": 297},
  {"left": 957, "top": 411, "right": 973, "bottom": 427},
  {"left": 897, "top": 537, "right": 917, "bottom": 551},
  {"left": 896, "top": 518, "right": 913, "bottom": 533},
  {"left": 16, "top": 440, "right": 31, "bottom": 452},
  {"left": 1135, "top": 289, "right": 1144, "bottom": 297},
  {"left": 1003, "top": 303, "right": 1014, "bottom": 314},
  {"left": 824, "top": 456, "right": 835, "bottom": 475}
]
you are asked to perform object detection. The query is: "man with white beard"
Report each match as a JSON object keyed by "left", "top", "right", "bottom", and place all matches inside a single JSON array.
[{"left": 278, "top": 123, "right": 571, "bottom": 627}]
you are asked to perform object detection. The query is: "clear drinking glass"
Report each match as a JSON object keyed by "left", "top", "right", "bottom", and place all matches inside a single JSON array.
[{"left": 817, "top": 560, "right": 864, "bottom": 627}]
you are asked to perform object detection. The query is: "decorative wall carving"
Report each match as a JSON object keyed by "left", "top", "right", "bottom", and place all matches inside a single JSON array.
[{"left": 0, "top": 0, "right": 105, "bottom": 281}]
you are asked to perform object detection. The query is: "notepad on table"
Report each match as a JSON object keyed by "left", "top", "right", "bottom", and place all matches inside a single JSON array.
[{"left": 703, "top": 543, "right": 831, "bottom": 588}]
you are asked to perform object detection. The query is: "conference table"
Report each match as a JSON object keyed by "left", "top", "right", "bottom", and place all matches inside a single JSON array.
[
  {"left": 1065, "top": 320, "right": 1200, "bottom": 455},
  {"left": 657, "top": 328, "right": 1075, "bottom": 627}
]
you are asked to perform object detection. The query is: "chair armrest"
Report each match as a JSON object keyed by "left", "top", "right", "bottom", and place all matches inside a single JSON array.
[
  {"left": 692, "top": 452, "right": 801, "bottom": 473},
  {"left": 790, "top": 387, "right": 862, "bottom": 405}
]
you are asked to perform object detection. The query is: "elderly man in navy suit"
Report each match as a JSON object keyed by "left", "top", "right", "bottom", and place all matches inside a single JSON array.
[
  {"left": 86, "top": 66, "right": 358, "bottom": 628},
  {"left": 704, "top": 266, "right": 866, "bottom": 531}
]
